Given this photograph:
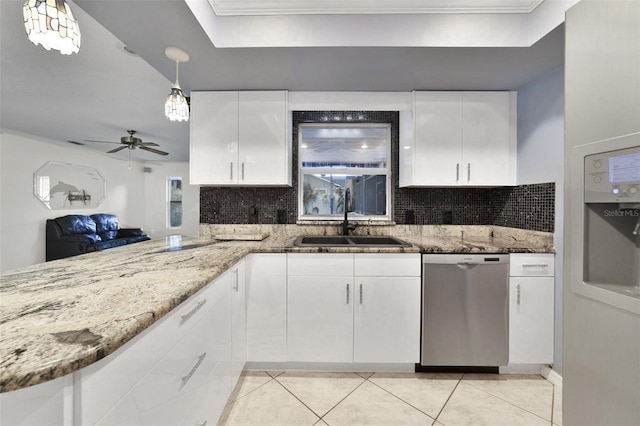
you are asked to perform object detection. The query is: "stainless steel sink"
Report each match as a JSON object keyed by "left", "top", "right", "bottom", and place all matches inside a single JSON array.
[{"left": 294, "top": 235, "right": 411, "bottom": 247}]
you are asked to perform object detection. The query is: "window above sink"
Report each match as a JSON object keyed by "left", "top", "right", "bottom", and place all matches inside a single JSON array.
[{"left": 298, "top": 123, "right": 391, "bottom": 222}]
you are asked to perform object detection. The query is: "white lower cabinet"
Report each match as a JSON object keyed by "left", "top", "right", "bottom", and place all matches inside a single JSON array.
[
  {"left": 230, "top": 261, "right": 246, "bottom": 385},
  {"left": 245, "top": 254, "right": 287, "bottom": 362},
  {"left": 287, "top": 253, "right": 421, "bottom": 364},
  {"left": 86, "top": 261, "right": 246, "bottom": 426},
  {"left": 508, "top": 254, "right": 555, "bottom": 365},
  {"left": 354, "top": 277, "right": 421, "bottom": 363},
  {"left": 0, "top": 374, "right": 71, "bottom": 426},
  {"left": 288, "top": 275, "right": 355, "bottom": 362}
]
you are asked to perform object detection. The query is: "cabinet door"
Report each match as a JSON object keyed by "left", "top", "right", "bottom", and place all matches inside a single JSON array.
[
  {"left": 134, "top": 302, "right": 226, "bottom": 426},
  {"left": 461, "top": 91, "right": 514, "bottom": 185},
  {"left": 354, "top": 277, "right": 421, "bottom": 363},
  {"left": 0, "top": 375, "right": 70, "bottom": 426},
  {"left": 189, "top": 91, "right": 239, "bottom": 185},
  {"left": 246, "top": 254, "right": 287, "bottom": 362},
  {"left": 238, "top": 91, "right": 289, "bottom": 185},
  {"left": 230, "top": 260, "right": 246, "bottom": 387},
  {"left": 287, "top": 276, "right": 354, "bottom": 362},
  {"left": 509, "top": 277, "right": 554, "bottom": 364},
  {"left": 413, "top": 91, "right": 463, "bottom": 185}
]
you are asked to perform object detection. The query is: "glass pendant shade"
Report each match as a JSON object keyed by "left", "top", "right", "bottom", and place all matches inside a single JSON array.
[
  {"left": 23, "top": 0, "right": 81, "bottom": 55},
  {"left": 165, "top": 85, "right": 190, "bottom": 122}
]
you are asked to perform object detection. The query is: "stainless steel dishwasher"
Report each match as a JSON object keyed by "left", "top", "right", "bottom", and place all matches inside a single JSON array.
[{"left": 421, "top": 254, "right": 509, "bottom": 367}]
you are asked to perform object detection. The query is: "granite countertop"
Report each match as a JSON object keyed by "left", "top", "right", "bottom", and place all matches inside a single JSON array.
[{"left": 0, "top": 225, "right": 554, "bottom": 393}]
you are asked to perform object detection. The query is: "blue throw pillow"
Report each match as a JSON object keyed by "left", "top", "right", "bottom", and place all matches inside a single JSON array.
[{"left": 55, "top": 215, "right": 97, "bottom": 235}]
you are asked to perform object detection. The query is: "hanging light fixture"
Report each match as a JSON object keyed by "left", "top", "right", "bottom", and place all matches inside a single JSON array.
[
  {"left": 164, "top": 47, "right": 190, "bottom": 122},
  {"left": 23, "top": 0, "right": 81, "bottom": 55}
]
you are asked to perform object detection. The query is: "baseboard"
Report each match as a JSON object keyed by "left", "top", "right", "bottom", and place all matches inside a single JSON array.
[
  {"left": 244, "top": 361, "right": 416, "bottom": 373},
  {"left": 499, "top": 364, "right": 543, "bottom": 374},
  {"left": 541, "top": 365, "right": 563, "bottom": 387}
]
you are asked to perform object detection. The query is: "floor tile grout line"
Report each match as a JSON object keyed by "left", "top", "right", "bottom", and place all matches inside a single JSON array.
[
  {"left": 364, "top": 376, "right": 439, "bottom": 423},
  {"left": 432, "top": 375, "right": 463, "bottom": 425},
  {"left": 228, "top": 372, "right": 276, "bottom": 404},
  {"left": 315, "top": 375, "right": 370, "bottom": 422},
  {"left": 272, "top": 373, "right": 368, "bottom": 422},
  {"left": 460, "top": 378, "right": 554, "bottom": 423},
  {"left": 272, "top": 375, "right": 322, "bottom": 421},
  {"left": 550, "top": 385, "right": 556, "bottom": 425}
]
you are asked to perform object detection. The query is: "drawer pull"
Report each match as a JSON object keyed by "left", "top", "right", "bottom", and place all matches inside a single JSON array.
[
  {"left": 181, "top": 352, "right": 207, "bottom": 389},
  {"left": 346, "top": 283, "right": 350, "bottom": 304},
  {"left": 180, "top": 299, "right": 207, "bottom": 326},
  {"left": 517, "top": 284, "right": 521, "bottom": 305},
  {"left": 359, "top": 283, "right": 363, "bottom": 304},
  {"left": 233, "top": 269, "right": 239, "bottom": 291},
  {"left": 522, "top": 264, "right": 549, "bottom": 268}
]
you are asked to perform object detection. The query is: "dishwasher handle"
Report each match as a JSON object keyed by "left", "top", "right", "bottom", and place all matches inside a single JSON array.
[{"left": 456, "top": 262, "right": 479, "bottom": 270}]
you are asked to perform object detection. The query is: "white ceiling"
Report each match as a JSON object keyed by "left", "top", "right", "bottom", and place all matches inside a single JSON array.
[{"left": 1, "top": 0, "right": 569, "bottom": 163}]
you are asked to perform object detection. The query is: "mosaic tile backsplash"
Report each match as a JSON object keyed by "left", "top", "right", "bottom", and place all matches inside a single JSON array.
[{"left": 200, "top": 111, "right": 555, "bottom": 233}]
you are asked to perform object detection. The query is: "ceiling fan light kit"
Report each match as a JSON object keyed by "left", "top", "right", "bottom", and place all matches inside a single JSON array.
[
  {"left": 164, "top": 46, "right": 190, "bottom": 122},
  {"left": 23, "top": 0, "right": 81, "bottom": 55}
]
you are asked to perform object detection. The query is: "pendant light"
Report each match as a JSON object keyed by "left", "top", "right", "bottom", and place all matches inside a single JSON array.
[
  {"left": 23, "top": 0, "right": 81, "bottom": 55},
  {"left": 164, "top": 47, "right": 190, "bottom": 122}
]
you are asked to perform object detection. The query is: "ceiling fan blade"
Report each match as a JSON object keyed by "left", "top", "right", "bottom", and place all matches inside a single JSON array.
[
  {"left": 139, "top": 146, "right": 169, "bottom": 156},
  {"left": 84, "top": 139, "right": 120, "bottom": 144},
  {"left": 140, "top": 142, "right": 159, "bottom": 147},
  {"left": 107, "top": 145, "right": 128, "bottom": 154}
]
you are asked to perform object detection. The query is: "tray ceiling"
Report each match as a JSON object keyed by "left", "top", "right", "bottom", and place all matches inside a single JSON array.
[{"left": 208, "top": 0, "right": 546, "bottom": 16}]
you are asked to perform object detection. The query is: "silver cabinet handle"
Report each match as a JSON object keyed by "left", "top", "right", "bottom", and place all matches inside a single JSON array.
[
  {"left": 522, "top": 264, "right": 549, "bottom": 268},
  {"left": 233, "top": 269, "right": 240, "bottom": 291},
  {"left": 181, "top": 352, "right": 207, "bottom": 389},
  {"left": 467, "top": 163, "right": 471, "bottom": 182},
  {"left": 180, "top": 299, "right": 207, "bottom": 326},
  {"left": 456, "top": 163, "right": 460, "bottom": 182},
  {"left": 241, "top": 162, "right": 245, "bottom": 180},
  {"left": 230, "top": 162, "right": 233, "bottom": 180},
  {"left": 360, "top": 284, "right": 364, "bottom": 304},
  {"left": 516, "top": 284, "right": 521, "bottom": 305},
  {"left": 346, "top": 283, "right": 350, "bottom": 304}
]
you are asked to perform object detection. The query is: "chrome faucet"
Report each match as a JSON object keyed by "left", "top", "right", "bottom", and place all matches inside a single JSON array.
[{"left": 342, "top": 188, "right": 356, "bottom": 236}]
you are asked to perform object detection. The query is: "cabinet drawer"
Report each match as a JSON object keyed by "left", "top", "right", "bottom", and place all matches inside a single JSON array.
[
  {"left": 132, "top": 308, "right": 221, "bottom": 426},
  {"left": 287, "top": 253, "right": 353, "bottom": 276},
  {"left": 354, "top": 253, "right": 421, "bottom": 277},
  {"left": 77, "top": 282, "right": 215, "bottom": 425},
  {"left": 509, "top": 254, "right": 554, "bottom": 277}
]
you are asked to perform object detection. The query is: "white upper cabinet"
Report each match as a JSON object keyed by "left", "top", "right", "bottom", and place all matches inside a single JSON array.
[
  {"left": 190, "top": 90, "right": 291, "bottom": 186},
  {"left": 411, "top": 91, "right": 464, "bottom": 186},
  {"left": 461, "top": 91, "right": 515, "bottom": 185},
  {"left": 402, "top": 91, "right": 516, "bottom": 187}
]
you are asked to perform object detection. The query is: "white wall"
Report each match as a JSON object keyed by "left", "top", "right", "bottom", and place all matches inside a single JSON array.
[
  {"left": 516, "top": 65, "right": 565, "bottom": 374},
  {"left": 0, "top": 132, "right": 146, "bottom": 272},
  {"left": 143, "top": 161, "right": 199, "bottom": 239}
]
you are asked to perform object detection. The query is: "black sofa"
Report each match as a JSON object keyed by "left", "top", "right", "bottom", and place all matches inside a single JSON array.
[{"left": 46, "top": 214, "right": 150, "bottom": 261}]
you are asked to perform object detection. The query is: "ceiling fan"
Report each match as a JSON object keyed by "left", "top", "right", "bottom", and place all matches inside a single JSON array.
[{"left": 83, "top": 130, "right": 169, "bottom": 156}]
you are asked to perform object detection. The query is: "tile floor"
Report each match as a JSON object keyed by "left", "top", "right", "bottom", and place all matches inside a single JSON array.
[{"left": 218, "top": 371, "right": 562, "bottom": 426}]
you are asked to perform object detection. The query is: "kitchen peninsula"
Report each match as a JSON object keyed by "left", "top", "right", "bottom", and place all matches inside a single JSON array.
[{"left": 0, "top": 224, "right": 554, "bottom": 425}]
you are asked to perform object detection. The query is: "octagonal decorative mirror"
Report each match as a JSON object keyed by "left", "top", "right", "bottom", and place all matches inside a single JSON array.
[{"left": 34, "top": 162, "right": 106, "bottom": 209}]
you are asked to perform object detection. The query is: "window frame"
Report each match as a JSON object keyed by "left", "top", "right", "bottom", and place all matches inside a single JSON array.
[
  {"left": 297, "top": 123, "right": 392, "bottom": 222},
  {"left": 167, "top": 176, "right": 183, "bottom": 229}
]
